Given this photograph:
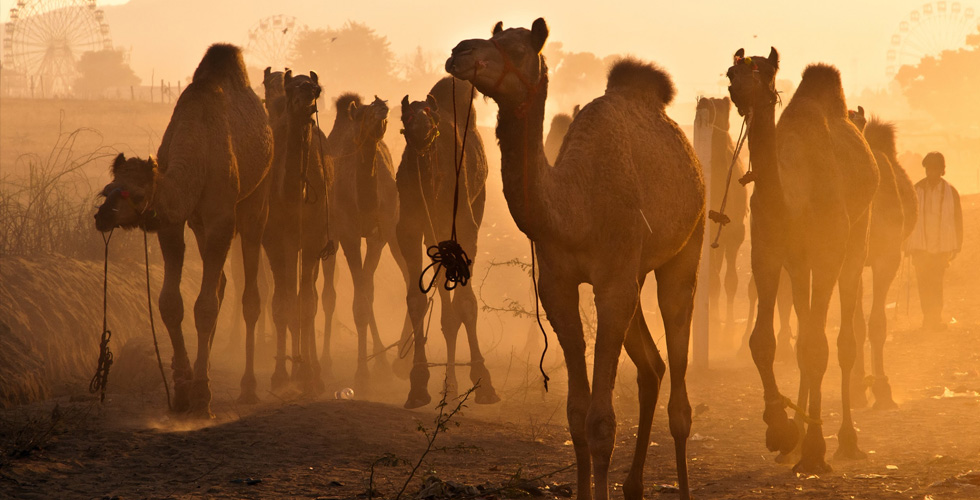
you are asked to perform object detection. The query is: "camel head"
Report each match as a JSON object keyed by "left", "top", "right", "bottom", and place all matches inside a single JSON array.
[
  {"left": 695, "top": 96, "right": 732, "bottom": 131},
  {"left": 283, "top": 70, "right": 322, "bottom": 120},
  {"left": 726, "top": 47, "right": 779, "bottom": 116},
  {"left": 848, "top": 105, "right": 867, "bottom": 132},
  {"left": 94, "top": 153, "right": 160, "bottom": 232},
  {"left": 445, "top": 18, "right": 549, "bottom": 107},
  {"left": 400, "top": 94, "right": 440, "bottom": 152},
  {"left": 263, "top": 66, "right": 285, "bottom": 103},
  {"left": 349, "top": 95, "right": 389, "bottom": 143}
]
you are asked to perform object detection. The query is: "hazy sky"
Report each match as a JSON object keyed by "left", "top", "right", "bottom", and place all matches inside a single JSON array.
[{"left": 3, "top": 0, "right": 978, "bottom": 103}]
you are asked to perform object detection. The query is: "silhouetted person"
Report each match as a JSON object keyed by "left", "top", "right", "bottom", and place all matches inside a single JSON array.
[{"left": 908, "top": 151, "right": 963, "bottom": 330}]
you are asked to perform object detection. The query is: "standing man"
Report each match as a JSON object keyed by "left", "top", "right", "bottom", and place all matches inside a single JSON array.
[{"left": 908, "top": 151, "right": 963, "bottom": 330}]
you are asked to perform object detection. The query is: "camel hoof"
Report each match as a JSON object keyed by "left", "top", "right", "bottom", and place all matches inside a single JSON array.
[
  {"left": 774, "top": 450, "right": 797, "bottom": 464},
  {"left": 871, "top": 378, "right": 898, "bottom": 410},
  {"left": 404, "top": 391, "right": 431, "bottom": 409},
  {"left": 270, "top": 368, "right": 289, "bottom": 392},
  {"left": 834, "top": 426, "right": 865, "bottom": 461},
  {"left": 622, "top": 480, "right": 643, "bottom": 500},
  {"left": 792, "top": 455, "right": 832, "bottom": 474},
  {"left": 763, "top": 402, "right": 798, "bottom": 454},
  {"left": 475, "top": 386, "right": 501, "bottom": 405},
  {"left": 171, "top": 379, "right": 192, "bottom": 413}
]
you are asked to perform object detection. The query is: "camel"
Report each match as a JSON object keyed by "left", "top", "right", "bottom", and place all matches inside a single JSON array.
[
  {"left": 727, "top": 48, "right": 879, "bottom": 472},
  {"left": 321, "top": 93, "right": 411, "bottom": 393},
  {"left": 395, "top": 77, "right": 500, "bottom": 408},
  {"left": 742, "top": 271, "right": 795, "bottom": 362},
  {"left": 847, "top": 106, "right": 917, "bottom": 409},
  {"left": 696, "top": 96, "right": 748, "bottom": 341},
  {"left": 263, "top": 67, "right": 286, "bottom": 123},
  {"left": 543, "top": 104, "right": 579, "bottom": 163},
  {"left": 94, "top": 44, "right": 273, "bottom": 415},
  {"left": 447, "top": 19, "right": 704, "bottom": 500},
  {"left": 263, "top": 69, "right": 334, "bottom": 394}
]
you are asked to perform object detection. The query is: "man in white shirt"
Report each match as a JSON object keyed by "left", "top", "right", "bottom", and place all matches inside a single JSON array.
[{"left": 908, "top": 152, "right": 963, "bottom": 330}]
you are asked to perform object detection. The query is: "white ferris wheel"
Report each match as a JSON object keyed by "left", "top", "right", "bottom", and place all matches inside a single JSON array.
[
  {"left": 245, "top": 15, "right": 307, "bottom": 72},
  {"left": 2, "top": 0, "right": 113, "bottom": 96},
  {"left": 886, "top": 1, "right": 978, "bottom": 78}
]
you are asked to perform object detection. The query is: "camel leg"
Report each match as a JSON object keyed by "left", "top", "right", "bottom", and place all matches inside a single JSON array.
[
  {"left": 264, "top": 241, "right": 295, "bottom": 391},
  {"left": 362, "top": 235, "right": 392, "bottom": 379},
  {"left": 341, "top": 239, "right": 372, "bottom": 395},
  {"left": 739, "top": 275, "right": 757, "bottom": 359},
  {"left": 398, "top": 217, "right": 430, "bottom": 409},
  {"left": 590, "top": 275, "right": 639, "bottom": 500},
  {"left": 750, "top": 242, "right": 798, "bottom": 456},
  {"left": 850, "top": 277, "right": 869, "bottom": 408},
  {"left": 188, "top": 218, "right": 235, "bottom": 418},
  {"left": 386, "top": 218, "right": 416, "bottom": 380},
  {"left": 537, "top": 269, "right": 591, "bottom": 500},
  {"left": 433, "top": 286, "right": 460, "bottom": 400},
  {"left": 724, "top": 239, "right": 740, "bottom": 346},
  {"left": 833, "top": 217, "right": 869, "bottom": 462},
  {"left": 621, "top": 286, "right": 666, "bottom": 500},
  {"left": 299, "top": 245, "right": 323, "bottom": 395},
  {"left": 238, "top": 230, "right": 263, "bottom": 404},
  {"left": 792, "top": 260, "right": 836, "bottom": 473},
  {"left": 775, "top": 270, "right": 795, "bottom": 363},
  {"left": 157, "top": 225, "right": 192, "bottom": 413},
  {"left": 869, "top": 252, "right": 900, "bottom": 409},
  {"left": 455, "top": 280, "right": 499, "bottom": 404},
  {"left": 779, "top": 261, "right": 811, "bottom": 464},
  {"left": 319, "top": 254, "right": 337, "bottom": 384},
  {"left": 222, "top": 238, "right": 245, "bottom": 357},
  {"left": 656, "top": 224, "right": 700, "bottom": 500}
]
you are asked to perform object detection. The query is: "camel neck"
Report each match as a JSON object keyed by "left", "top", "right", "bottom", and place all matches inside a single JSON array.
[
  {"left": 747, "top": 105, "right": 778, "bottom": 186},
  {"left": 494, "top": 76, "right": 560, "bottom": 242}
]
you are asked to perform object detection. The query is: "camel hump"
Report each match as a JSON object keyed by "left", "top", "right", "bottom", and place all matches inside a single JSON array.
[
  {"left": 335, "top": 92, "right": 363, "bottom": 114},
  {"left": 192, "top": 43, "right": 250, "bottom": 89},
  {"left": 428, "top": 76, "right": 478, "bottom": 123},
  {"left": 605, "top": 57, "right": 675, "bottom": 105},
  {"left": 794, "top": 63, "right": 847, "bottom": 116},
  {"left": 863, "top": 117, "right": 897, "bottom": 156}
]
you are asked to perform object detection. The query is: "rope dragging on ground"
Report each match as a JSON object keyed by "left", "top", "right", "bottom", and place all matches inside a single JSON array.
[
  {"left": 419, "top": 77, "right": 476, "bottom": 293},
  {"left": 89, "top": 229, "right": 114, "bottom": 402},
  {"left": 707, "top": 114, "right": 751, "bottom": 249},
  {"left": 143, "top": 230, "right": 172, "bottom": 411}
]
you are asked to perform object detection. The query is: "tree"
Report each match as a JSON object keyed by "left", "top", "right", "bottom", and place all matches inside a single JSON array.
[
  {"left": 894, "top": 30, "right": 980, "bottom": 129},
  {"left": 292, "top": 21, "right": 397, "bottom": 102},
  {"left": 73, "top": 50, "right": 141, "bottom": 98}
]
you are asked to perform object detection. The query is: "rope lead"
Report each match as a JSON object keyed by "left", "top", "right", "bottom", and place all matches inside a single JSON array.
[{"left": 90, "top": 229, "right": 114, "bottom": 402}]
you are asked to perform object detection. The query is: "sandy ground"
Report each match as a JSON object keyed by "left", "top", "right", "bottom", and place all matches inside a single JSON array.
[{"left": 2, "top": 294, "right": 979, "bottom": 500}]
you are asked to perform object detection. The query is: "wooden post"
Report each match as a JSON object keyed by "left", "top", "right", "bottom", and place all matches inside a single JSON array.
[{"left": 692, "top": 102, "right": 713, "bottom": 371}]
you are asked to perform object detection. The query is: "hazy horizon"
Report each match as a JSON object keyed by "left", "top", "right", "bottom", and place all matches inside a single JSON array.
[{"left": 3, "top": 0, "right": 978, "bottom": 104}]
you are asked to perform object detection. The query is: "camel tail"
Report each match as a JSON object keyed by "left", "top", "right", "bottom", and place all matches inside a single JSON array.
[
  {"left": 863, "top": 117, "right": 897, "bottom": 157},
  {"left": 192, "top": 43, "right": 250, "bottom": 89},
  {"left": 606, "top": 57, "right": 676, "bottom": 105}
]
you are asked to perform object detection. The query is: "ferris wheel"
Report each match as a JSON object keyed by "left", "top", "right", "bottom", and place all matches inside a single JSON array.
[
  {"left": 886, "top": 1, "right": 978, "bottom": 78},
  {"left": 2, "top": 0, "right": 113, "bottom": 96},
  {"left": 245, "top": 15, "right": 306, "bottom": 71}
]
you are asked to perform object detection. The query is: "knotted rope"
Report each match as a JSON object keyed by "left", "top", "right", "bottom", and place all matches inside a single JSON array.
[{"left": 89, "top": 229, "right": 114, "bottom": 402}]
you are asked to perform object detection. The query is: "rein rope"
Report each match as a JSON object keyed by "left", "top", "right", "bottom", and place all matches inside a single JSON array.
[
  {"left": 143, "top": 230, "right": 172, "bottom": 410},
  {"left": 707, "top": 114, "right": 750, "bottom": 249},
  {"left": 418, "top": 77, "right": 476, "bottom": 293},
  {"left": 89, "top": 229, "right": 114, "bottom": 402}
]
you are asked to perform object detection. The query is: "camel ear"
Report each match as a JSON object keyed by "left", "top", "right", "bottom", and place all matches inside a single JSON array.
[
  {"left": 311, "top": 71, "right": 318, "bottom": 85},
  {"left": 858, "top": 105, "right": 865, "bottom": 116},
  {"left": 530, "top": 18, "right": 549, "bottom": 52},
  {"left": 492, "top": 21, "right": 503, "bottom": 35},
  {"left": 401, "top": 95, "right": 410, "bottom": 114},
  {"left": 111, "top": 152, "right": 126, "bottom": 173},
  {"left": 425, "top": 93, "right": 438, "bottom": 111},
  {"left": 147, "top": 156, "right": 158, "bottom": 170},
  {"left": 264, "top": 67, "right": 271, "bottom": 79},
  {"left": 768, "top": 47, "right": 779, "bottom": 69},
  {"left": 734, "top": 48, "right": 745, "bottom": 61},
  {"left": 284, "top": 69, "right": 292, "bottom": 86},
  {"left": 347, "top": 100, "right": 358, "bottom": 120},
  {"left": 572, "top": 104, "right": 580, "bottom": 118}
]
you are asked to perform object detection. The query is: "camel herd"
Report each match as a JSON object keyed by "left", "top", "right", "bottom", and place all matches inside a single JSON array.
[{"left": 94, "top": 17, "right": 920, "bottom": 500}]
